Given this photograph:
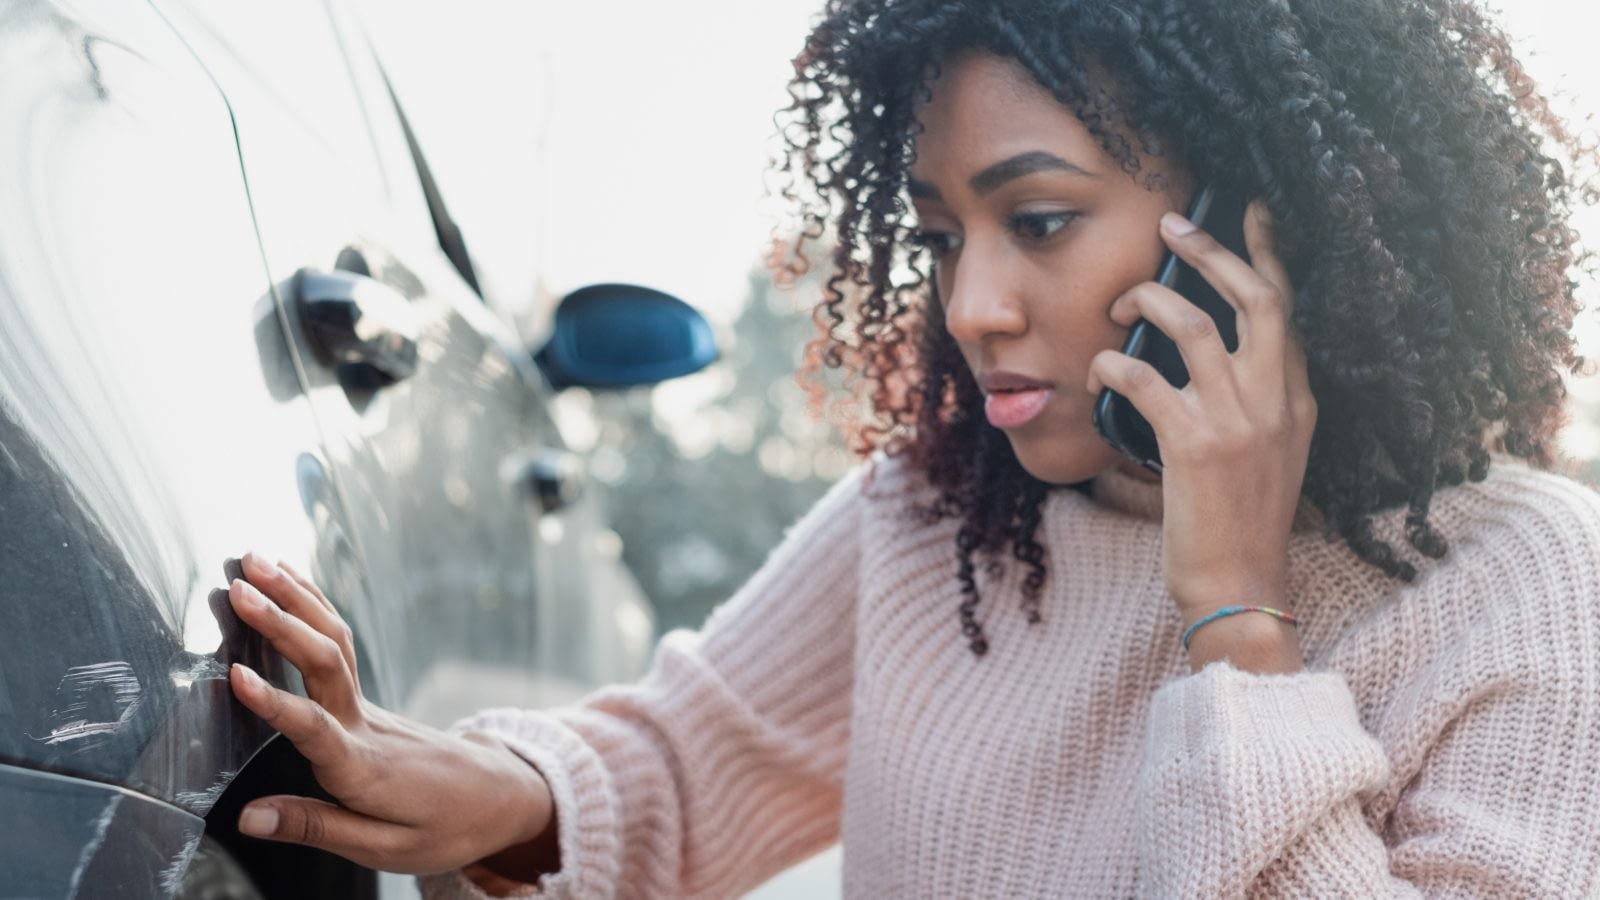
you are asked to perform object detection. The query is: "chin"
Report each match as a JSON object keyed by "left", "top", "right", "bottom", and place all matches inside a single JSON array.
[{"left": 1004, "top": 427, "right": 1122, "bottom": 486}]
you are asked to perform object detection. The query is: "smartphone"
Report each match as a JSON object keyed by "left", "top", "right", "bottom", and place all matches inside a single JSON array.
[{"left": 1091, "top": 185, "right": 1251, "bottom": 474}]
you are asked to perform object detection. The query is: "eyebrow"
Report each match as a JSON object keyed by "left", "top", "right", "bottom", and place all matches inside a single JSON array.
[
  {"left": 972, "top": 151, "right": 1099, "bottom": 194},
  {"left": 908, "top": 150, "right": 1099, "bottom": 201}
]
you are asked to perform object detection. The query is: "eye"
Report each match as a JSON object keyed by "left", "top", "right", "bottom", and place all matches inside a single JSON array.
[
  {"left": 1007, "top": 211, "right": 1078, "bottom": 241},
  {"left": 909, "top": 229, "right": 963, "bottom": 258}
]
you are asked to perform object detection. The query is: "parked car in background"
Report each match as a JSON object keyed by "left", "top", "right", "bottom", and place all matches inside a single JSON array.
[{"left": 0, "top": 0, "right": 714, "bottom": 896}]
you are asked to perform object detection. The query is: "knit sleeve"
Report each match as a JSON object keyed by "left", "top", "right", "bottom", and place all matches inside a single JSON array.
[
  {"left": 416, "top": 459, "right": 869, "bottom": 900},
  {"left": 1133, "top": 482, "right": 1600, "bottom": 898}
]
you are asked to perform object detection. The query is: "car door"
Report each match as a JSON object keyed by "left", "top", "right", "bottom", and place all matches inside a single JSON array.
[
  {"left": 0, "top": 0, "right": 385, "bottom": 892},
  {"left": 148, "top": 0, "right": 573, "bottom": 722}
]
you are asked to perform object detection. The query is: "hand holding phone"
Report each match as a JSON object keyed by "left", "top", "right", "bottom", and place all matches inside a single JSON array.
[
  {"left": 1091, "top": 185, "right": 1252, "bottom": 472},
  {"left": 1081, "top": 193, "right": 1316, "bottom": 656}
]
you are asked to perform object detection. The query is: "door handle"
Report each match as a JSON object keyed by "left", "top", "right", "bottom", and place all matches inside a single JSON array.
[
  {"left": 504, "top": 448, "right": 586, "bottom": 514},
  {"left": 294, "top": 267, "right": 420, "bottom": 382}
]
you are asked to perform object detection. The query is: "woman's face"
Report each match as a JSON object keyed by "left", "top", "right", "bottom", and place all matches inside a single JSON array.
[{"left": 910, "top": 52, "right": 1194, "bottom": 485}]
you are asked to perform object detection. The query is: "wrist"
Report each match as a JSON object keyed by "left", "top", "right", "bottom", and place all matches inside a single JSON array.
[
  {"left": 1183, "top": 608, "right": 1303, "bottom": 674},
  {"left": 1173, "top": 568, "right": 1286, "bottom": 616},
  {"left": 461, "top": 732, "right": 561, "bottom": 882}
]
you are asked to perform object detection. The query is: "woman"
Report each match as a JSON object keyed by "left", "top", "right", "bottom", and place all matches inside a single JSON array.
[{"left": 223, "top": 0, "right": 1600, "bottom": 895}]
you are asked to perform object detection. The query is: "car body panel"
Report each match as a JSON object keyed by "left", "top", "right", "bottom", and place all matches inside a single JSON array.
[
  {"left": 0, "top": 0, "right": 373, "bottom": 813},
  {"left": 0, "top": 761, "right": 204, "bottom": 899}
]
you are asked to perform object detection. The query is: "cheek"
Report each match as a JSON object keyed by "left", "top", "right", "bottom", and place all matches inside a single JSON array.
[
  {"left": 1036, "top": 222, "right": 1170, "bottom": 348},
  {"left": 1022, "top": 253, "right": 1133, "bottom": 364}
]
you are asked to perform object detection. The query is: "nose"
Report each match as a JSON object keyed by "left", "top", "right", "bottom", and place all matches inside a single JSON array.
[{"left": 939, "top": 250, "right": 1028, "bottom": 347}]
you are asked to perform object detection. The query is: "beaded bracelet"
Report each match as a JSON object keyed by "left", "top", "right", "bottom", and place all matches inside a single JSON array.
[{"left": 1181, "top": 605, "right": 1299, "bottom": 651}]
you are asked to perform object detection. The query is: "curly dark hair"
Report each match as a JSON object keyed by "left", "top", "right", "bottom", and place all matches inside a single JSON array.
[{"left": 770, "top": 0, "right": 1596, "bottom": 656}]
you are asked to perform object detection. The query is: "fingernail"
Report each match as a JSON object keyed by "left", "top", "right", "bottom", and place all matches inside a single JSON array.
[
  {"left": 232, "top": 579, "right": 263, "bottom": 608},
  {"left": 231, "top": 664, "right": 266, "bottom": 697},
  {"left": 1253, "top": 202, "right": 1274, "bottom": 232},
  {"left": 239, "top": 805, "right": 278, "bottom": 837},
  {"left": 245, "top": 551, "right": 280, "bottom": 577},
  {"left": 1162, "top": 212, "right": 1197, "bottom": 235}
]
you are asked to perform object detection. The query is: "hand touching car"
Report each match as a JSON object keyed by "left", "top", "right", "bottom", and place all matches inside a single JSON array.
[{"left": 225, "top": 552, "right": 557, "bottom": 879}]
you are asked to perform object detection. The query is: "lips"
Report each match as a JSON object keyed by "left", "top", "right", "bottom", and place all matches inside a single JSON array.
[
  {"left": 978, "top": 370, "right": 1057, "bottom": 429},
  {"left": 977, "top": 371, "right": 1054, "bottom": 393},
  {"left": 984, "top": 389, "right": 1055, "bottom": 428}
]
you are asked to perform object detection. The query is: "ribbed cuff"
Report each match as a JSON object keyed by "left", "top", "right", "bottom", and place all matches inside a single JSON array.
[
  {"left": 1135, "top": 660, "right": 1391, "bottom": 898},
  {"left": 417, "top": 708, "right": 622, "bottom": 900},
  {"left": 1146, "top": 659, "right": 1379, "bottom": 761}
]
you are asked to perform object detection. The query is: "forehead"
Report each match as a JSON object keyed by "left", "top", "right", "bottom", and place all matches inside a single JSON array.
[
  {"left": 911, "top": 53, "right": 1109, "bottom": 173},
  {"left": 907, "top": 51, "right": 1176, "bottom": 191}
]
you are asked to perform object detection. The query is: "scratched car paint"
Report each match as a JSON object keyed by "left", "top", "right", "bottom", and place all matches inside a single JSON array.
[{"left": 0, "top": 1, "right": 711, "bottom": 897}]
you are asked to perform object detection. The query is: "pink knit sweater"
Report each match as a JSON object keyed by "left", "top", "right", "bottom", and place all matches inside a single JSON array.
[{"left": 419, "top": 451, "right": 1600, "bottom": 898}]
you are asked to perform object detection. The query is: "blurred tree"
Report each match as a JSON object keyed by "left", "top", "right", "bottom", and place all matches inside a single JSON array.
[{"left": 584, "top": 264, "right": 852, "bottom": 636}]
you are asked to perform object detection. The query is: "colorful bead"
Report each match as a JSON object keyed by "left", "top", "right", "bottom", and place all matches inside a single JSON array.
[{"left": 1181, "top": 604, "right": 1299, "bottom": 651}]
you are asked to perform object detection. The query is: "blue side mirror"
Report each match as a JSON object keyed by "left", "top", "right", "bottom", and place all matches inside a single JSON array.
[{"left": 533, "top": 283, "right": 719, "bottom": 390}]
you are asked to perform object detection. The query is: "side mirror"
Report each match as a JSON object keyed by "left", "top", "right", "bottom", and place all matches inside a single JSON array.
[{"left": 534, "top": 283, "right": 718, "bottom": 390}]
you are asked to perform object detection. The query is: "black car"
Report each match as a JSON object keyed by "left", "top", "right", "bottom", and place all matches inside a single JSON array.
[{"left": 0, "top": 0, "right": 714, "bottom": 896}]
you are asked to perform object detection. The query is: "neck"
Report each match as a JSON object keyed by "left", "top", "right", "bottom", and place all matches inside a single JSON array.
[{"left": 1088, "top": 460, "right": 1166, "bottom": 521}]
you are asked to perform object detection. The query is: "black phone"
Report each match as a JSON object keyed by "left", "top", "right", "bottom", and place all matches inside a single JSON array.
[{"left": 1091, "top": 185, "right": 1251, "bottom": 474}]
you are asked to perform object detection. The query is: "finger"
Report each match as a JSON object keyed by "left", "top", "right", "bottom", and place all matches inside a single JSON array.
[
  {"left": 1243, "top": 199, "right": 1293, "bottom": 306},
  {"left": 275, "top": 558, "right": 359, "bottom": 682},
  {"left": 230, "top": 579, "right": 358, "bottom": 717},
  {"left": 1108, "top": 282, "right": 1236, "bottom": 402},
  {"left": 1160, "top": 210, "right": 1288, "bottom": 362},
  {"left": 230, "top": 663, "right": 351, "bottom": 767},
  {"left": 1086, "top": 349, "right": 1190, "bottom": 438},
  {"left": 275, "top": 558, "right": 336, "bottom": 615},
  {"left": 243, "top": 551, "right": 339, "bottom": 633},
  {"left": 1285, "top": 330, "right": 1317, "bottom": 430},
  {"left": 238, "top": 796, "right": 417, "bottom": 872},
  {"left": 243, "top": 553, "right": 358, "bottom": 679},
  {"left": 1240, "top": 200, "right": 1314, "bottom": 416}
]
